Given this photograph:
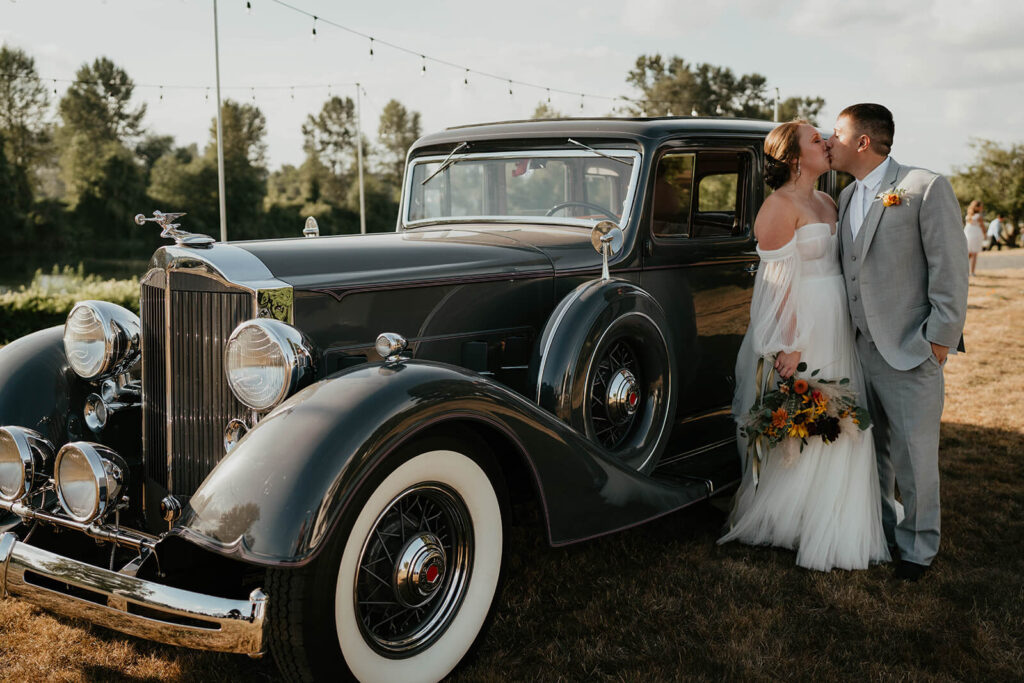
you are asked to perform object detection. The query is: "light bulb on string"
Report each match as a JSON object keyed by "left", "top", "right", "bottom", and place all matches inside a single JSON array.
[
  {"left": 290, "top": 87, "right": 295, "bottom": 101},
  {"left": 508, "top": 80, "right": 513, "bottom": 98},
  {"left": 579, "top": 93, "right": 584, "bottom": 111},
  {"left": 251, "top": 87, "right": 256, "bottom": 103},
  {"left": 205, "top": 87, "right": 210, "bottom": 102},
  {"left": 420, "top": 55, "right": 426, "bottom": 76},
  {"left": 311, "top": 16, "right": 318, "bottom": 40},
  {"left": 464, "top": 69, "right": 469, "bottom": 87},
  {"left": 52, "top": 79, "right": 57, "bottom": 95},
  {"left": 159, "top": 85, "right": 164, "bottom": 102},
  {"left": 369, "top": 38, "right": 374, "bottom": 60},
  {"left": 546, "top": 88, "right": 551, "bottom": 104},
  {"left": 245, "top": 1, "right": 251, "bottom": 14}
]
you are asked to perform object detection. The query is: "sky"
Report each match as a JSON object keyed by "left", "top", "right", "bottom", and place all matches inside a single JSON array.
[{"left": 2, "top": 0, "right": 1022, "bottom": 175}]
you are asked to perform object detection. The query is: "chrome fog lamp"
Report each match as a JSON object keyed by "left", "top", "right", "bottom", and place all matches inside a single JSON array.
[
  {"left": 63, "top": 301, "right": 141, "bottom": 381},
  {"left": 225, "top": 319, "right": 316, "bottom": 411},
  {"left": 0, "top": 427, "right": 54, "bottom": 502},
  {"left": 54, "top": 442, "right": 126, "bottom": 523},
  {"left": 375, "top": 332, "right": 408, "bottom": 364}
]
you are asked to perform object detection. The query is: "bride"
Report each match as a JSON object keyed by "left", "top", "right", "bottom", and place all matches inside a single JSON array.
[{"left": 717, "top": 120, "right": 890, "bottom": 571}]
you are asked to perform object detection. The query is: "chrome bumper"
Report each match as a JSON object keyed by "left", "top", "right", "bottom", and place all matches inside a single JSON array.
[{"left": 0, "top": 531, "right": 267, "bottom": 656}]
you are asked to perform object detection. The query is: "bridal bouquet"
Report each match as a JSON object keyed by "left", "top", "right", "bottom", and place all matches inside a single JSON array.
[{"left": 740, "top": 360, "right": 871, "bottom": 481}]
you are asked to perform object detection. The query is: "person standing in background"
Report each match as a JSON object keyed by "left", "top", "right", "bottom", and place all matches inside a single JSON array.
[{"left": 986, "top": 213, "right": 1005, "bottom": 251}]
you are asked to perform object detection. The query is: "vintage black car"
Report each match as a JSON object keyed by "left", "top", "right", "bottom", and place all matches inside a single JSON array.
[{"left": 0, "top": 118, "right": 844, "bottom": 681}]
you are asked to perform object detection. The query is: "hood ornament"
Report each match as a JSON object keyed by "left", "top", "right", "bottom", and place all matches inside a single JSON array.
[{"left": 135, "top": 210, "right": 215, "bottom": 248}]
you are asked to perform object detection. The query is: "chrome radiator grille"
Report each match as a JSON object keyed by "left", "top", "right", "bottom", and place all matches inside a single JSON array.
[{"left": 141, "top": 272, "right": 254, "bottom": 494}]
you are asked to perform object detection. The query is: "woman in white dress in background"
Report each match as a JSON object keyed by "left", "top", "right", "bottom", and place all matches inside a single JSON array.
[
  {"left": 718, "top": 121, "right": 890, "bottom": 572},
  {"left": 963, "top": 200, "right": 985, "bottom": 276}
]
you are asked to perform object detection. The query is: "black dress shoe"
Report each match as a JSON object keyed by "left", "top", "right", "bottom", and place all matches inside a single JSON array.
[
  {"left": 893, "top": 560, "right": 929, "bottom": 582},
  {"left": 887, "top": 544, "right": 900, "bottom": 562}
]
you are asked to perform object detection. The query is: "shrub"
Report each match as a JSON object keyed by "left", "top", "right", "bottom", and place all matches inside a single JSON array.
[{"left": 0, "top": 264, "right": 138, "bottom": 343}]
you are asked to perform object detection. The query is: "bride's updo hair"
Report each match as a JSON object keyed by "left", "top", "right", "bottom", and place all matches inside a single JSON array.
[{"left": 764, "top": 119, "right": 809, "bottom": 190}]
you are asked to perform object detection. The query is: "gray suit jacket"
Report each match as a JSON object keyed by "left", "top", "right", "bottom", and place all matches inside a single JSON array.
[{"left": 838, "top": 158, "right": 968, "bottom": 371}]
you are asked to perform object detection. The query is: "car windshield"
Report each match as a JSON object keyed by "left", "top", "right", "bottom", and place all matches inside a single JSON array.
[{"left": 403, "top": 149, "right": 641, "bottom": 229}]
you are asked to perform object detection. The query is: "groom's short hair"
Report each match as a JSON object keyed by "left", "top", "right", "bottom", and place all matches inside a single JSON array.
[{"left": 839, "top": 103, "right": 894, "bottom": 156}]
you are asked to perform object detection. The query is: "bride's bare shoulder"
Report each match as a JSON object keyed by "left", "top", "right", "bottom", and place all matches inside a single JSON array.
[
  {"left": 816, "top": 190, "right": 838, "bottom": 210},
  {"left": 754, "top": 193, "right": 798, "bottom": 249}
]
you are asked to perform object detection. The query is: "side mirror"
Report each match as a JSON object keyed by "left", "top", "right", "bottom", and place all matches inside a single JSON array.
[
  {"left": 590, "top": 221, "right": 623, "bottom": 281},
  {"left": 303, "top": 216, "right": 320, "bottom": 238}
]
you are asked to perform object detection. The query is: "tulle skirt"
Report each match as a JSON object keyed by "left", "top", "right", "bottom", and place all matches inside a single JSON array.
[{"left": 719, "top": 273, "right": 891, "bottom": 571}]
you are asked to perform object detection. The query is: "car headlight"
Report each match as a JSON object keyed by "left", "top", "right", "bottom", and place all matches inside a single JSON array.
[
  {"left": 54, "top": 442, "right": 125, "bottom": 523},
  {"left": 63, "top": 301, "right": 141, "bottom": 381},
  {"left": 0, "top": 427, "right": 54, "bottom": 503},
  {"left": 224, "top": 319, "right": 316, "bottom": 411}
]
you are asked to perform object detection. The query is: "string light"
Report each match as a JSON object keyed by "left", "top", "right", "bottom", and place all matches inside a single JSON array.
[
  {"left": 52, "top": 79, "right": 57, "bottom": 95},
  {"left": 159, "top": 85, "right": 164, "bottom": 101},
  {"left": 290, "top": 86, "right": 295, "bottom": 100},
  {"left": 508, "top": 80, "right": 513, "bottom": 98},
  {"left": 579, "top": 93, "right": 584, "bottom": 111},
  {"left": 546, "top": 88, "right": 551, "bottom": 104},
  {"left": 311, "top": 15, "right": 317, "bottom": 40},
  {"left": 245, "top": 1, "right": 251, "bottom": 14},
  {"left": 251, "top": 87, "right": 256, "bottom": 102},
  {"left": 420, "top": 55, "right": 426, "bottom": 76},
  {"left": 205, "top": 87, "right": 210, "bottom": 102},
  {"left": 464, "top": 69, "right": 469, "bottom": 86},
  {"left": 369, "top": 37, "right": 374, "bottom": 60}
]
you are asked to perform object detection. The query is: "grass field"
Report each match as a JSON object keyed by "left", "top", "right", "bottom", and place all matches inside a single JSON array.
[{"left": 1, "top": 267, "right": 1022, "bottom": 682}]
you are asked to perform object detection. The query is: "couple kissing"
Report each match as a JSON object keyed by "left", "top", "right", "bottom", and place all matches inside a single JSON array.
[{"left": 719, "top": 103, "right": 969, "bottom": 581}]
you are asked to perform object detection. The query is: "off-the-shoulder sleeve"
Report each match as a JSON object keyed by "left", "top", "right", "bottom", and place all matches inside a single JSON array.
[{"left": 748, "top": 236, "right": 809, "bottom": 358}]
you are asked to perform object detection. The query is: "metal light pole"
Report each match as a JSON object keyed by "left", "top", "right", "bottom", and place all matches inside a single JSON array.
[
  {"left": 774, "top": 87, "right": 780, "bottom": 123},
  {"left": 355, "top": 83, "right": 366, "bottom": 234},
  {"left": 213, "top": 0, "right": 228, "bottom": 242}
]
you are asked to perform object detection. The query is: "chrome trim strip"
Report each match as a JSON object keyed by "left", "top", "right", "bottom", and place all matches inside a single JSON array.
[
  {"left": 1, "top": 532, "right": 267, "bottom": 655},
  {"left": 0, "top": 500, "right": 158, "bottom": 551},
  {"left": 0, "top": 531, "right": 15, "bottom": 597},
  {"left": 657, "top": 437, "right": 736, "bottom": 467},
  {"left": 401, "top": 149, "right": 643, "bottom": 231}
]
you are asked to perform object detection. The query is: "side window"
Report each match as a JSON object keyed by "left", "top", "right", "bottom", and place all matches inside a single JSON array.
[
  {"left": 652, "top": 153, "right": 694, "bottom": 238},
  {"left": 692, "top": 151, "right": 746, "bottom": 238}
]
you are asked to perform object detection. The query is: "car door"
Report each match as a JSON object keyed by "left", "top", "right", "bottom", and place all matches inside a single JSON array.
[{"left": 639, "top": 138, "right": 761, "bottom": 463}]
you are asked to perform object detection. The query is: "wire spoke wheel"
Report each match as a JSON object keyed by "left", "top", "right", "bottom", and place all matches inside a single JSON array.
[
  {"left": 588, "top": 339, "right": 642, "bottom": 450},
  {"left": 355, "top": 483, "right": 474, "bottom": 657}
]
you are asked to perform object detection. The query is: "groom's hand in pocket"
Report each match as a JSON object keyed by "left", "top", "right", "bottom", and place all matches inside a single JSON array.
[{"left": 930, "top": 342, "right": 949, "bottom": 365}]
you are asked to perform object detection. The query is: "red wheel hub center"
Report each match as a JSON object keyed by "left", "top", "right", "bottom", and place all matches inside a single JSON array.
[
  {"left": 426, "top": 564, "right": 440, "bottom": 583},
  {"left": 628, "top": 392, "right": 638, "bottom": 407}
]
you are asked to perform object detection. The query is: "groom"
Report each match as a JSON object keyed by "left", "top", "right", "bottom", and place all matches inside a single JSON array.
[{"left": 827, "top": 103, "right": 968, "bottom": 582}]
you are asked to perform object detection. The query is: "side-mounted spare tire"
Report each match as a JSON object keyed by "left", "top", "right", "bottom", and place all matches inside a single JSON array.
[{"left": 529, "top": 279, "right": 677, "bottom": 473}]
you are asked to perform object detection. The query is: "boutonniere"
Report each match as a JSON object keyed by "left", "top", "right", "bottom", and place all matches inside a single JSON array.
[{"left": 876, "top": 187, "right": 908, "bottom": 207}]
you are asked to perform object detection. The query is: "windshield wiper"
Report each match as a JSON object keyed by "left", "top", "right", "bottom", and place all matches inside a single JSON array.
[
  {"left": 569, "top": 138, "right": 630, "bottom": 165},
  {"left": 420, "top": 142, "right": 469, "bottom": 185}
]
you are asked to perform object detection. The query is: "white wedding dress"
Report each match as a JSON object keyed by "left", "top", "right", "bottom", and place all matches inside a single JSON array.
[{"left": 718, "top": 222, "right": 891, "bottom": 571}]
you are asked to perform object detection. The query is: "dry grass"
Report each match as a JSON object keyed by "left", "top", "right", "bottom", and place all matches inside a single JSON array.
[{"left": 2, "top": 270, "right": 1023, "bottom": 682}]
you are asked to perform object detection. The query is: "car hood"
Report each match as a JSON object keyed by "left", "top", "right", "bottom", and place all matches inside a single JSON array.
[{"left": 233, "top": 225, "right": 598, "bottom": 291}]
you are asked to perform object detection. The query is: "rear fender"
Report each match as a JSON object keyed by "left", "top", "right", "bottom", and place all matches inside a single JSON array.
[{"left": 175, "top": 360, "right": 708, "bottom": 566}]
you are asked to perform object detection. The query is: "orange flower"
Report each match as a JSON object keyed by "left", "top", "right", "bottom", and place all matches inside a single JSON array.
[
  {"left": 881, "top": 193, "right": 900, "bottom": 207},
  {"left": 793, "top": 379, "right": 809, "bottom": 394},
  {"left": 771, "top": 408, "right": 788, "bottom": 428}
]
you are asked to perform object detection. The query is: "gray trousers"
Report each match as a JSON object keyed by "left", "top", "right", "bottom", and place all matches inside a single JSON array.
[{"left": 855, "top": 333, "right": 945, "bottom": 566}]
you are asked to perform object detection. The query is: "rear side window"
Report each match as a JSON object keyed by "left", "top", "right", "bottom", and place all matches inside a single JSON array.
[{"left": 653, "top": 149, "right": 750, "bottom": 239}]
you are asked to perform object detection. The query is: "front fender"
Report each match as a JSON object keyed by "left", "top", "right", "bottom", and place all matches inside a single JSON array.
[
  {"left": 176, "top": 360, "right": 709, "bottom": 566},
  {"left": 0, "top": 326, "right": 85, "bottom": 445}
]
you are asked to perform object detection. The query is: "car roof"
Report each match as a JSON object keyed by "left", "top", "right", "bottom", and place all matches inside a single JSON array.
[{"left": 412, "top": 117, "right": 781, "bottom": 150}]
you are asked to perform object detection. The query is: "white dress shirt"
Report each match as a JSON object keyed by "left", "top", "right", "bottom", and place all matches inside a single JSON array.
[{"left": 850, "top": 156, "right": 891, "bottom": 240}]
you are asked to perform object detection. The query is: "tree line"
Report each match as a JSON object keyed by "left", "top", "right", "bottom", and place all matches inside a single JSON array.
[
  {"left": 0, "top": 46, "right": 422, "bottom": 266},
  {"left": 11, "top": 45, "right": 1013, "bottom": 268}
]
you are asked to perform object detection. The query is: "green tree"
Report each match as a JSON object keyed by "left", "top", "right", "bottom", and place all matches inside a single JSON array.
[
  {"left": 0, "top": 46, "right": 50, "bottom": 208},
  {"left": 951, "top": 139, "right": 1024, "bottom": 243},
  {"left": 148, "top": 100, "right": 268, "bottom": 240},
  {"left": 376, "top": 99, "right": 421, "bottom": 196},
  {"left": 303, "top": 96, "right": 357, "bottom": 177},
  {"left": 56, "top": 58, "right": 147, "bottom": 213},
  {"left": 531, "top": 101, "right": 565, "bottom": 119},
  {"left": 622, "top": 55, "right": 824, "bottom": 124}
]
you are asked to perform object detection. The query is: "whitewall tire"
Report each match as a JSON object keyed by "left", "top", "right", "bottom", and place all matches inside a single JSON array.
[{"left": 334, "top": 449, "right": 503, "bottom": 683}]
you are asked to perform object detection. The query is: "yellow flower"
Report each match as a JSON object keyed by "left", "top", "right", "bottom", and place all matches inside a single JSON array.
[{"left": 789, "top": 423, "right": 809, "bottom": 438}]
